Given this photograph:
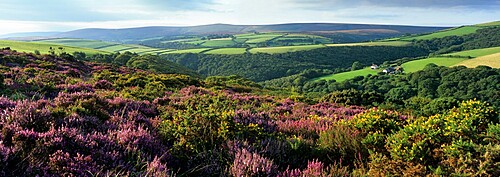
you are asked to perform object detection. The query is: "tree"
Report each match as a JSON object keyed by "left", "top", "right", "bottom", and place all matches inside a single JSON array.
[{"left": 351, "top": 61, "right": 362, "bottom": 71}]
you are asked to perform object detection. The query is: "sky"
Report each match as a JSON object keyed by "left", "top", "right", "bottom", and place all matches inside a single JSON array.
[{"left": 0, "top": 0, "right": 499, "bottom": 35}]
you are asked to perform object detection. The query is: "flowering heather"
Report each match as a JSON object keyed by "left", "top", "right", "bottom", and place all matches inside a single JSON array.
[
  {"left": 1, "top": 50, "right": 497, "bottom": 176},
  {"left": 230, "top": 148, "right": 278, "bottom": 177}
]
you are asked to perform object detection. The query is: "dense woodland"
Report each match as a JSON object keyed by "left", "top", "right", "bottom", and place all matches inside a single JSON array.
[{"left": 162, "top": 46, "right": 428, "bottom": 82}]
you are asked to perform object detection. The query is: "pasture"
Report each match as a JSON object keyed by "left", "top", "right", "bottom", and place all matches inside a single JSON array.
[
  {"left": 454, "top": 53, "right": 500, "bottom": 68},
  {"left": 204, "top": 48, "right": 247, "bottom": 55},
  {"left": 36, "top": 38, "right": 117, "bottom": 49},
  {"left": 446, "top": 46, "right": 500, "bottom": 58},
  {"left": 250, "top": 44, "right": 325, "bottom": 54},
  {"left": 401, "top": 57, "right": 467, "bottom": 73},
  {"left": 325, "top": 41, "right": 410, "bottom": 47},
  {"left": 312, "top": 67, "right": 380, "bottom": 82},
  {"left": 200, "top": 39, "right": 237, "bottom": 47},
  {"left": 401, "top": 26, "right": 481, "bottom": 41},
  {"left": 0, "top": 40, "right": 108, "bottom": 55},
  {"left": 164, "top": 48, "right": 212, "bottom": 54}
]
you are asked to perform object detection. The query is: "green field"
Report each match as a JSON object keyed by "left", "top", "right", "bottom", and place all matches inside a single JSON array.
[
  {"left": 164, "top": 48, "right": 212, "bottom": 54},
  {"left": 446, "top": 46, "right": 500, "bottom": 57},
  {"left": 0, "top": 40, "right": 108, "bottom": 55},
  {"left": 204, "top": 48, "right": 247, "bottom": 54},
  {"left": 326, "top": 41, "right": 410, "bottom": 47},
  {"left": 401, "top": 26, "right": 481, "bottom": 41},
  {"left": 237, "top": 33, "right": 284, "bottom": 43},
  {"left": 35, "top": 38, "right": 166, "bottom": 54},
  {"left": 475, "top": 21, "right": 500, "bottom": 27},
  {"left": 36, "top": 38, "right": 117, "bottom": 49},
  {"left": 455, "top": 53, "right": 500, "bottom": 68},
  {"left": 201, "top": 39, "right": 237, "bottom": 47},
  {"left": 401, "top": 57, "right": 467, "bottom": 73},
  {"left": 250, "top": 44, "right": 325, "bottom": 54},
  {"left": 313, "top": 67, "right": 381, "bottom": 82}
]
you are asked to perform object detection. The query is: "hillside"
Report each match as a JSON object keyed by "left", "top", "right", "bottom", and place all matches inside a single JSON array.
[
  {"left": 0, "top": 40, "right": 109, "bottom": 55},
  {"left": 1, "top": 47, "right": 499, "bottom": 176},
  {"left": 392, "top": 20, "right": 500, "bottom": 41},
  {"left": 55, "top": 23, "right": 448, "bottom": 42}
]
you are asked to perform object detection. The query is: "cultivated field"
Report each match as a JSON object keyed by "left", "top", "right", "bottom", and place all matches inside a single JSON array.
[
  {"left": 200, "top": 39, "right": 237, "bottom": 47},
  {"left": 250, "top": 44, "right": 325, "bottom": 54},
  {"left": 446, "top": 46, "right": 500, "bottom": 57},
  {"left": 204, "top": 48, "right": 248, "bottom": 55},
  {"left": 325, "top": 41, "right": 410, "bottom": 47},
  {"left": 0, "top": 40, "right": 108, "bottom": 55},
  {"left": 401, "top": 57, "right": 467, "bottom": 73},
  {"left": 454, "top": 53, "right": 500, "bottom": 68},
  {"left": 401, "top": 26, "right": 481, "bottom": 41},
  {"left": 36, "top": 38, "right": 117, "bottom": 49},
  {"left": 164, "top": 48, "right": 212, "bottom": 54},
  {"left": 312, "top": 67, "right": 381, "bottom": 82}
]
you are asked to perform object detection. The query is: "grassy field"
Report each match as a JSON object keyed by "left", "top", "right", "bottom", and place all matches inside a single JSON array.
[
  {"left": 445, "top": 46, "right": 500, "bottom": 57},
  {"left": 35, "top": 38, "right": 166, "bottom": 54},
  {"left": 164, "top": 48, "right": 212, "bottom": 54},
  {"left": 250, "top": 44, "right": 325, "bottom": 54},
  {"left": 325, "top": 41, "right": 410, "bottom": 47},
  {"left": 401, "top": 26, "right": 481, "bottom": 41},
  {"left": 204, "top": 48, "right": 247, "bottom": 55},
  {"left": 0, "top": 40, "right": 108, "bottom": 55},
  {"left": 401, "top": 57, "right": 467, "bottom": 73},
  {"left": 475, "top": 21, "right": 500, "bottom": 27},
  {"left": 36, "top": 38, "right": 117, "bottom": 49},
  {"left": 312, "top": 67, "right": 381, "bottom": 82},
  {"left": 201, "top": 39, "right": 236, "bottom": 47},
  {"left": 142, "top": 49, "right": 174, "bottom": 55},
  {"left": 245, "top": 35, "right": 283, "bottom": 43},
  {"left": 454, "top": 53, "right": 500, "bottom": 68}
]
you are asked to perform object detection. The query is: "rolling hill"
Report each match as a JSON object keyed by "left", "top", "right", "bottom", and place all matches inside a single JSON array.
[
  {"left": 312, "top": 46, "right": 500, "bottom": 82},
  {"left": 0, "top": 40, "right": 109, "bottom": 55},
  {"left": 54, "top": 23, "right": 448, "bottom": 42}
]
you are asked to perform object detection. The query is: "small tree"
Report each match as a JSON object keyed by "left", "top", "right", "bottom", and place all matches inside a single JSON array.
[{"left": 351, "top": 61, "right": 362, "bottom": 71}]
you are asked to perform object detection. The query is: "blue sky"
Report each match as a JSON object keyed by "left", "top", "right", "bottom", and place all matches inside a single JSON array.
[{"left": 0, "top": 0, "right": 499, "bottom": 35}]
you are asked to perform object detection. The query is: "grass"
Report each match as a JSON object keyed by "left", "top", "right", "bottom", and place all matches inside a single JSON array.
[
  {"left": 402, "top": 26, "right": 481, "bottom": 41},
  {"left": 238, "top": 33, "right": 283, "bottom": 43},
  {"left": 445, "top": 46, "right": 500, "bottom": 57},
  {"left": 36, "top": 38, "right": 117, "bottom": 49},
  {"left": 401, "top": 57, "right": 467, "bottom": 73},
  {"left": 98, "top": 45, "right": 136, "bottom": 52},
  {"left": 201, "top": 39, "right": 236, "bottom": 47},
  {"left": 325, "top": 41, "right": 410, "bottom": 47},
  {"left": 454, "top": 53, "right": 500, "bottom": 68},
  {"left": 0, "top": 40, "right": 108, "bottom": 55},
  {"left": 164, "top": 48, "right": 212, "bottom": 54},
  {"left": 142, "top": 49, "right": 174, "bottom": 55},
  {"left": 475, "top": 21, "right": 500, "bottom": 27},
  {"left": 204, "top": 48, "right": 247, "bottom": 55},
  {"left": 250, "top": 44, "right": 325, "bottom": 54},
  {"left": 312, "top": 67, "right": 381, "bottom": 82}
]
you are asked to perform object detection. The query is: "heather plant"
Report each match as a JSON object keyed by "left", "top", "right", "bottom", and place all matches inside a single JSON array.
[{"left": 230, "top": 148, "right": 278, "bottom": 177}]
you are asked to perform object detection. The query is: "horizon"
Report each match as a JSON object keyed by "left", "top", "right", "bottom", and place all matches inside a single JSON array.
[{"left": 1, "top": 0, "right": 499, "bottom": 35}]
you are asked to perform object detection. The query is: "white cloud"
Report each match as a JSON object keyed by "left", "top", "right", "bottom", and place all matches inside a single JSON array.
[{"left": 0, "top": 0, "right": 499, "bottom": 35}]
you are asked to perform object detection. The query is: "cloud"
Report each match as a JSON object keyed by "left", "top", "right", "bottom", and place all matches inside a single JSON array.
[
  {"left": 142, "top": 0, "right": 216, "bottom": 11},
  {"left": 290, "top": 0, "right": 500, "bottom": 10},
  {"left": 0, "top": 0, "right": 123, "bottom": 21},
  {"left": 0, "top": 0, "right": 217, "bottom": 22}
]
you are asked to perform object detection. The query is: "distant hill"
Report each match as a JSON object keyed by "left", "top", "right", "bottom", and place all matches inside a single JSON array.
[
  {"left": 0, "top": 32, "right": 61, "bottom": 39},
  {"left": 54, "top": 23, "right": 449, "bottom": 42}
]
